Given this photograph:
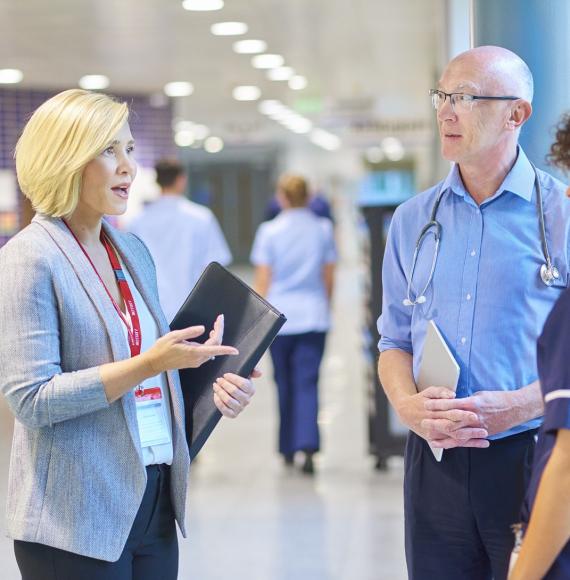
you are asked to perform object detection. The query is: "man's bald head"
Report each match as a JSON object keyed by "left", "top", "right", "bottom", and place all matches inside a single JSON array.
[{"left": 445, "top": 46, "right": 534, "bottom": 103}]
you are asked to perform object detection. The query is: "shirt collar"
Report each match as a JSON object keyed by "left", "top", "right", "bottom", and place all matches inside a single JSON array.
[{"left": 441, "top": 146, "right": 536, "bottom": 204}]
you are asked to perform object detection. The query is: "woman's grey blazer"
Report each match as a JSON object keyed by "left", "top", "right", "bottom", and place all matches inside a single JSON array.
[{"left": 0, "top": 214, "right": 191, "bottom": 562}]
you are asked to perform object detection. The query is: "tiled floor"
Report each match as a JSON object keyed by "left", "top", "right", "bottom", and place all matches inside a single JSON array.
[{"left": 0, "top": 204, "right": 407, "bottom": 579}]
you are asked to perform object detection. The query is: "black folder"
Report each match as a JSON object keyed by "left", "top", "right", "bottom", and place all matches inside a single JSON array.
[{"left": 170, "top": 262, "right": 286, "bottom": 460}]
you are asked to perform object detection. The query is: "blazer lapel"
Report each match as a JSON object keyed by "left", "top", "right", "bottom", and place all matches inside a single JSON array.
[
  {"left": 102, "top": 223, "right": 188, "bottom": 456},
  {"left": 34, "top": 215, "right": 144, "bottom": 463},
  {"left": 34, "top": 215, "right": 130, "bottom": 361}
]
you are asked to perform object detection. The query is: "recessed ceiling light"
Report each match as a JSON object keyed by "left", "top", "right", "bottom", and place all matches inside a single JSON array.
[
  {"left": 288, "top": 75, "right": 307, "bottom": 90},
  {"left": 164, "top": 81, "right": 194, "bottom": 97},
  {"left": 382, "top": 136, "right": 405, "bottom": 160},
  {"left": 310, "top": 129, "right": 341, "bottom": 151},
  {"left": 204, "top": 136, "right": 224, "bottom": 153},
  {"left": 174, "top": 120, "right": 195, "bottom": 132},
  {"left": 365, "top": 146, "right": 384, "bottom": 163},
  {"left": 282, "top": 118, "right": 312, "bottom": 134},
  {"left": 0, "top": 68, "right": 23, "bottom": 84},
  {"left": 211, "top": 22, "right": 248, "bottom": 36},
  {"left": 182, "top": 0, "right": 224, "bottom": 11},
  {"left": 233, "top": 39, "right": 267, "bottom": 54},
  {"left": 78, "top": 75, "right": 109, "bottom": 90},
  {"left": 232, "top": 85, "right": 261, "bottom": 101},
  {"left": 385, "top": 149, "right": 405, "bottom": 161},
  {"left": 193, "top": 124, "right": 210, "bottom": 140},
  {"left": 258, "top": 100, "right": 284, "bottom": 115},
  {"left": 267, "top": 67, "right": 294, "bottom": 81},
  {"left": 251, "top": 54, "right": 284, "bottom": 69},
  {"left": 175, "top": 130, "right": 196, "bottom": 147}
]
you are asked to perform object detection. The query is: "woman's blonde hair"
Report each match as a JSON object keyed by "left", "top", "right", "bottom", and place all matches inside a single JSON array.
[
  {"left": 15, "top": 89, "right": 129, "bottom": 217},
  {"left": 278, "top": 174, "right": 309, "bottom": 208}
]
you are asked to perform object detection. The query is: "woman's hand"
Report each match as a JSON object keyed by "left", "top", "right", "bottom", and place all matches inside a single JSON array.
[
  {"left": 144, "top": 315, "right": 238, "bottom": 375},
  {"left": 213, "top": 368, "right": 261, "bottom": 418}
]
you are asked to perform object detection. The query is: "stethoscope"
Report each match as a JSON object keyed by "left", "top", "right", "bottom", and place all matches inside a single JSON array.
[{"left": 403, "top": 164, "right": 560, "bottom": 307}]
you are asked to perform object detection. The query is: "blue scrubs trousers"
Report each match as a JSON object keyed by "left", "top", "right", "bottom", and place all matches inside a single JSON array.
[
  {"left": 269, "top": 332, "right": 326, "bottom": 456},
  {"left": 404, "top": 429, "right": 536, "bottom": 580}
]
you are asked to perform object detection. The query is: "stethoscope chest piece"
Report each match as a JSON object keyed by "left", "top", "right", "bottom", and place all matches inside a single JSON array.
[{"left": 540, "top": 263, "right": 560, "bottom": 286}]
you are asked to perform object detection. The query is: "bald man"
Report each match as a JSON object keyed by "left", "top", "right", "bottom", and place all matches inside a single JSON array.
[{"left": 377, "top": 46, "right": 570, "bottom": 579}]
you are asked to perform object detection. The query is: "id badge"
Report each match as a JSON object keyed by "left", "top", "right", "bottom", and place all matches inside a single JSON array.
[{"left": 134, "top": 386, "right": 172, "bottom": 447}]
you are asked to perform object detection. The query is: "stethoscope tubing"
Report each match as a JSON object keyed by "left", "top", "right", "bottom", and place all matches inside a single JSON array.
[{"left": 403, "top": 164, "right": 558, "bottom": 307}]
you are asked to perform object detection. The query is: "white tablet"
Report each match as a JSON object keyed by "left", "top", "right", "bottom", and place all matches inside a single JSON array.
[{"left": 416, "top": 320, "right": 460, "bottom": 461}]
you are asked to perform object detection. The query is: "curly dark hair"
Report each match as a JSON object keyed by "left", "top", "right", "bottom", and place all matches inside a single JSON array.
[{"left": 548, "top": 113, "right": 570, "bottom": 171}]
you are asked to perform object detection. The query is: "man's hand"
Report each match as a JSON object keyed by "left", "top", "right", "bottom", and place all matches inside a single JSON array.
[
  {"left": 424, "top": 384, "right": 543, "bottom": 440},
  {"left": 397, "top": 386, "right": 489, "bottom": 448},
  {"left": 378, "top": 349, "right": 490, "bottom": 449}
]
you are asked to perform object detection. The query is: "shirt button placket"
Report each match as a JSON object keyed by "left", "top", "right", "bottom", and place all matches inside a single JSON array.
[{"left": 458, "top": 208, "right": 483, "bottom": 360}]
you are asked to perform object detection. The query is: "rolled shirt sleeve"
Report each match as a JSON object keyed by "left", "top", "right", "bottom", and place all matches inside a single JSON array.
[
  {"left": 377, "top": 206, "right": 413, "bottom": 354},
  {"left": 250, "top": 222, "right": 271, "bottom": 265}
]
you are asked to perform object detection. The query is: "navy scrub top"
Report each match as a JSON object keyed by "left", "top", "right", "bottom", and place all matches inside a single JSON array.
[{"left": 522, "top": 287, "right": 570, "bottom": 579}]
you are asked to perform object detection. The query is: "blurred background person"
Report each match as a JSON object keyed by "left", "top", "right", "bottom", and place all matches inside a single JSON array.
[
  {"left": 510, "top": 113, "right": 570, "bottom": 580},
  {"left": 129, "top": 158, "right": 232, "bottom": 322},
  {"left": 251, "top": 174, "right": 336, "bottom": 474},
  {"left": 264, "top": 188, "right": 334, "bottom": 223}
]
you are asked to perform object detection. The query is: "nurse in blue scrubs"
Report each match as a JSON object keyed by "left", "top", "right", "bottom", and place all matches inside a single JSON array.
[
  {"left": 251, "top": 174, "right": 336, "bottom": 474},
  {"left": 510, "top": 114, "right": 570, "bottom": 580}
]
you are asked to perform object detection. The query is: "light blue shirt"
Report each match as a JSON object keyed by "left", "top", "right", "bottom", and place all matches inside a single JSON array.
[
  {"left": 129, "top": 196, "right": 232, "bottom": 322},
  {"left": 251, "top": 208, "right": 337, "bottom": 335},
  {"left": 378, "top": 148, "right": 570, "bottom": 438}
]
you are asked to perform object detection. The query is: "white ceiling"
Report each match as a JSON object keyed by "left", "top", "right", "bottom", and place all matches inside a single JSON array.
[{"left": 0, "top": 0, "right": 444, "bottom": 147}]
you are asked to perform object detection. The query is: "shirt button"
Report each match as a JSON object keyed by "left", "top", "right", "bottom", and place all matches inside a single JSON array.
[
  {"left": 460, "top": 337, "right": 467, "bottom": 345},
  {"left": 470, "top": 250, "right": 476, "bottom": 257},
  {"left": 466, "top": 293, "right": 472, "bottom": 301}
]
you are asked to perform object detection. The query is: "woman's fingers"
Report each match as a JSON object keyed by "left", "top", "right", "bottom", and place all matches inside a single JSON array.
[
  {"left": 214, "top": 314, "right": 224, "bottom": 342},
  {"left": 212, "top": 373, "right": 256, "bottom": 418},
  {"left": 214, "top": 375, "right": 253, "bottom": 405},
  {"left": 195, "top": 345, "right": 239, "bottom": 358},
  {"left": 213, "top": 391, "right": 238, "bottom": 418},
  {"left": 213, "top": 382, "right": 242, "bottom": 409},
  {"left": 222, "top": 373, "right": 255, "bottom": 396},
  {"left": 171, "top": 326, "right": 205, "bottom": 342},
  {"left": 204, "top": 314, "right": 224, "bottom": 346}
]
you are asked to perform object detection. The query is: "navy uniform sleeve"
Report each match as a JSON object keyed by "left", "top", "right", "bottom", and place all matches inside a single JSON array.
[{"left": 537, "top": 288, "right": 570, "bottom": 433}]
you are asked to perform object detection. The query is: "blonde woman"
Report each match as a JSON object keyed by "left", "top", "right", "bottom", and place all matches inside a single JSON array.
[
  {"left": 0, "top": 89, "right": 257, "bottom": 580},
  {"left": 251, "top": 174, "right": 336, "bottom": 473}
]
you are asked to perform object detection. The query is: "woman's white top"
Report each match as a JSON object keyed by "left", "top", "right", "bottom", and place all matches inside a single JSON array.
[{"left": 120, "top": 258, "right": 174, "bottom": 466}]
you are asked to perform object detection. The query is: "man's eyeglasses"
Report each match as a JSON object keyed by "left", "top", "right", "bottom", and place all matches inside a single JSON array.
[{"left": 429, "top": 89, "right": 520, "bottom": 112}]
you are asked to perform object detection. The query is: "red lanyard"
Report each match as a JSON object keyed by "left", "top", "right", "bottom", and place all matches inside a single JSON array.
[{"left": 63, "top": 221, "right": 142, "bottom": 358}]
